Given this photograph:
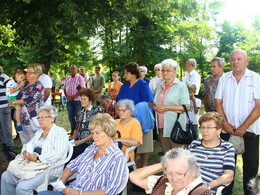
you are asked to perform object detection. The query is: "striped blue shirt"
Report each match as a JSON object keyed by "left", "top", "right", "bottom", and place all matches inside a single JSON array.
[
  {"left": 67, "top": 142, "right": 128, "bottom": 195},
  {"left": 189, "top": 139, "right": 235, "bottom": 191}
]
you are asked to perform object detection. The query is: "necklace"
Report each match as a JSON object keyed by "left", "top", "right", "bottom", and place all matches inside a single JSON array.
[{"left": 119, "top": 118, "right": 132, "bottom": 127}]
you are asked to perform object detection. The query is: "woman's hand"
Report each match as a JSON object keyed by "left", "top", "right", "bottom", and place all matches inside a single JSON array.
[
  {"left": 62, "top": 187, "right": 80, "bottom": 195},
  {"left": 8, "top": 101, "right": 16, "bottom": 108},
  {"left": 74, "top": 140, "right": 83, "bottom": 146},
  {"left": 24, "top": 152, "right": 37, "bottom": 162},
  {"left": 154, "top": 105, "right": 168, "bottom": 113}
]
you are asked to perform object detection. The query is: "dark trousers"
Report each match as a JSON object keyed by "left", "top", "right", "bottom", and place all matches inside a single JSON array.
[
  {"left": 66, "top": 101, "right": 82, "bottom": 133},
  {"left": 221, "top": 132, "right": 259, "bottom": 195}
]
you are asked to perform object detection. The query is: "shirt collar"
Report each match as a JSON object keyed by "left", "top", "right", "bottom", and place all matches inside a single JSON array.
[
  {"left": 161, "top": 77, "right": 178, "bottom": 89},
  {"left": 188, "top": 70, "right": 196, "bottom": 76}
]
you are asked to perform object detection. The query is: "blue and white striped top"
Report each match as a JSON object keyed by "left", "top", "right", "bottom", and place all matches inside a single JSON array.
[
  {"left": 189, "top": 139, "right": 235, "bottom": 191},
  {"left": 67, "top": 142, "right": 128, "bottom": 195}
]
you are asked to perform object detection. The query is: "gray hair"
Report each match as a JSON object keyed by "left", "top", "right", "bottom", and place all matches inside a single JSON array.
[
  {"left": 162, "top": 148, "right": 200, "bottom": 176},
  {"left": 154, "top": 63, "right": 162, "bottom": 70},
  {"left": 79, "top": 66, "right": 85, "bottom": 70},
  {"left": 161, "top": 59, "right": 179, "bottom": 72},
  {"left": 230, "top": 49, "right": 248, "bottom": 58},
  {"left": 249, "top": 174, "right": 260, "bottom": 195},
  {"left": 211, "top": 57, "right": 225, "bottom": 67},
  {"left": 188, "top": 59, "right": 197, "bottom": 68},
  {"left": 139, "top": 66, "right": 148, "bottom": 73},
  {"left": 100, "top": 94, "right": 112, "bottom": 101},
  {"left": 116, "top": 99, "right": 135, "bottom": 114},
  {"left": 37, "top": 106, "right": 58, "bottom": 120}
]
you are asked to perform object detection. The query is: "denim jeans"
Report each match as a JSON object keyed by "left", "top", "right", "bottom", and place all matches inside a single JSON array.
[
  {"left": 0, "top": 106, "right": 13, "bottom": 148},
  {"left": 66, "top": 101, "right": 82, "bottom": 132}
]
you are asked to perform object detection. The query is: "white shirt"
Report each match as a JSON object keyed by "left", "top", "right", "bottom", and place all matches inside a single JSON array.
[
  {"left": 215, "top": 69, "right": 260, "bottom": 135},
  {"left": 38, "top": 74, "right": 52, "bottom": 106},
  {"left": 187, "top": 98, "right": 201, "bottom": 125},
  {"left": 183, "top": 70, "right": 201, "bottom": 95},
  {"left": 6, "top": 79, "right": 19, "bottom": 97},
  {"left": 149, "top": 76, "right": 162, "bottom": 95}
]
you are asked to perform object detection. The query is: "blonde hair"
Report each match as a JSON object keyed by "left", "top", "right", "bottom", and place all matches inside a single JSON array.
[
  {"left": 27, "top": 63, "right": 43, "bottom": 74},
  {"left": 89, "top": 113, "right": 117, "bottom": 137}
]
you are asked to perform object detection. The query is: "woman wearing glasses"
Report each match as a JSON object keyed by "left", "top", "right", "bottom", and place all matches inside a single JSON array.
[
  {"left": 115, "top": 99, "right": 142, "bottom": 162},
  {"left": 189, "top": 112, "right": 235, "bottom": 194},
  {"left": 130, "top": 147, "right": 213, "bottom": 195},
  {"left": 152, "top": 59, "right": 190, "bottom": 153},
  {"left": 9, "top": 63, "right": 45, "bottom": 144},
  {"left": 1, "top": 105, "right": 69, "bottom": 195}
]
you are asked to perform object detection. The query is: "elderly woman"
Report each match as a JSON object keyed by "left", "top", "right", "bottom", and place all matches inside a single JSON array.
[
  {"left": 116, "top": 62, "right": 154, "bottom": 167},
  {"left": 116, "top": 62, "right": 153, "bottom": 104},
  {"left": 9, "top": 63, "right": 44, "bottom": 144},
  {"left": 130, "top": 147, "right": 213, "bottom": 195},
  {"left": 39, "top": 113, "right": 128, "bottom": 195},
  {"left": 189, "top": 112, "right": 235, "bottom": 194},
  {"left": 1, "top": 106, "right": 69, "bottom": 195},
  {"left": 70, "top": 88, "right": 102, "bottom": 160},
  {"left": 115, "top": 99, "right": 143, "bottom": 162},
  {"left": 152, "top": 59, "right": 190, "bottom": 153}
]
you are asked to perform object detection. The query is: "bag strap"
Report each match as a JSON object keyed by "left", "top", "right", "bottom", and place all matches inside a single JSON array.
[{"left": 182, "top": 105, "right": 191, "bottom": 121}]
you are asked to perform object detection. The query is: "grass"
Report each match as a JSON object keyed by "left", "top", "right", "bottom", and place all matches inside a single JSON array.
[{"left": 0, "top": 105, "right": 258, "bottom": 195}]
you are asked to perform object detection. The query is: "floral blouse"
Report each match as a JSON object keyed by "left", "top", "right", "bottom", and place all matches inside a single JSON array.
[
  {"left": 75, "top": 105, "right": 102, "bottom": 145},
  {"left": 146, "top": 175, "right": 205, "bottom": 195},
  {"left": 18, "top": 81, "right": 44, "bottom": 125}
]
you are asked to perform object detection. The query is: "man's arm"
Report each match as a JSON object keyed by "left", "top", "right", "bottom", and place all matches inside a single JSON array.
[
  {"left": 204, "top": 95, "right": 210, "bottom": 112},
  {"left": 235, "top": 99, "right": 260, "bottom": 136},
  {"left": 215, "top": 99, "right": 235, "bottom": 135}
]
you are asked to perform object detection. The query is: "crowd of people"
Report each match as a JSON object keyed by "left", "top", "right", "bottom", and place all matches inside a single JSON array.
[{"left": 0, "top": 48, "right": 259, "bottom": 195}]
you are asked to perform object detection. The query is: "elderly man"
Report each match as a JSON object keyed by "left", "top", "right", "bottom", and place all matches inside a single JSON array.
[
  {"left": 139, "top": 66, "right": 150, "bottom": 84},
  {"left": 64, "top": 65, "right": 85, "bottom": 134},
  {"left": 183, "top": 59, "right": 201, "bottom": 95},
  {"left": 215, "top": 49, "right": 260, "bottom": 195},
  {"left": 0, "top": 66, "right": 16, "bottom": 160},
  {"left": 203, "top": 57, "right": 225, "bottom": 112},
  {"left": 38, "top": 63, "right": 52, "bottom": 106},
  {"left": 99, "top": 94, "right": 117, "bottom": 119},
  {"left": 149, "top": 63, "right": 162, "bottom": 95}
]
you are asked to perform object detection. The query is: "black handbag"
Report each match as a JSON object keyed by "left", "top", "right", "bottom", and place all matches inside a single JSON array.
[{"left": 170, "top": 105, "right": 194, "bottom": 144}]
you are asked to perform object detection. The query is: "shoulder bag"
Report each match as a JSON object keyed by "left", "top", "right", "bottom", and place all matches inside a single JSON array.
[{"left": 170, "top": 105, "right": 194, "bottom": 145}]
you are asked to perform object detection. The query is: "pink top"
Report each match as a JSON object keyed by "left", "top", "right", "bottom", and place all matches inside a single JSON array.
[
  {"left": 64, "top": 74, "right": 85, "bottom": 101},
  {"left": 157, "top": 78, "right": 178, "bottom": 128}
]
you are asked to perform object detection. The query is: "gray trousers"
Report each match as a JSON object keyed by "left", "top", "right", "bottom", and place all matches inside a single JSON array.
[
  {"left": 1, "top": 171, "right": 45, "bottom": 195},
  {"left": 0, "top": 106, "right": 13, "bottom": 148}
]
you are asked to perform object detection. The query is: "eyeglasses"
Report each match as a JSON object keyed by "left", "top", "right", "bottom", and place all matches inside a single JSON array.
[
  {"left": 164, "top": 168, "right": 190, "bottom": 180},
  {"left": 161, "top": 69, "right": 173, "bottom": 73},
  {"left": 199, "top": 126, "right": 218, "bottom": 131},
  {"left": 27, "top": 72, "right": 36, "bottom": 75},
  {"left": 140, "top": 70, "right": 145, "bottom": 72},
  {"left": 118, "top": 109, "right": 127, "bottom": 113},
  {"left": 37, "top": 116, "right": 52, "bottom": 120},
  {"left": 155, "top": 69, "right": 161, "bottom": 71}
]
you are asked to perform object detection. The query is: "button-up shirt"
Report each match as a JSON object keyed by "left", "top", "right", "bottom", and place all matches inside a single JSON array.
[{"left": 67, "top": 142, "right": 128, "bottom": 194}]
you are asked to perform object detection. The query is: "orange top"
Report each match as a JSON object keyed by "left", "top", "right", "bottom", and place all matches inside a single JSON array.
[
  {"left": 108, "top": 81, "right": 123, "bottom": 100},
  {"left": 115, "top": 118, "right": 143, "bottom": 161}
]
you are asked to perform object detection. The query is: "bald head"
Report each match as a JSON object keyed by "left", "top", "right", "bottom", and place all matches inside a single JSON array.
[{"left": 230, "top": 49, "right": 249, "bottom": 75}]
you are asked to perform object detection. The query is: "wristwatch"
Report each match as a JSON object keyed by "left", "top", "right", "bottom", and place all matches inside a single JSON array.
[{"left": 36, "top": 156, "right": 41, "bottom": 163}]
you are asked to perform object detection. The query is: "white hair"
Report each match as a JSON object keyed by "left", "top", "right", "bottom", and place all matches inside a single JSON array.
[
  {"left": 161, "top": 59, "right": 179, "bottom": 72},
  {"left": 139, "top": 66, "right": 148, "bottom": 73},
  {"left": 154, "top": 63, "right": 162, "bottom": 70}
]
